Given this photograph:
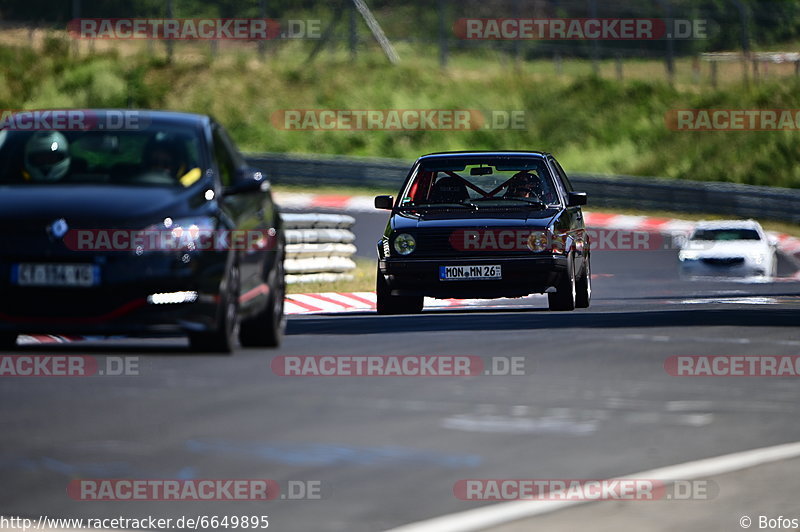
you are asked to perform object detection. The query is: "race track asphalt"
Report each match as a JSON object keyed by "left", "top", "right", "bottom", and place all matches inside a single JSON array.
[{"left": 1, "top": 209, "right": 799, "bottom": 531}]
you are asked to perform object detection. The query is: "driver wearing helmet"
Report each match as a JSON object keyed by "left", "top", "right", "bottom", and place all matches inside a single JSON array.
[
  {"left": 23, "top": 131, "right": 71, "bottom": 181},
  {"left": 505, "top": 171, "right": 543, "bottom": 199}
]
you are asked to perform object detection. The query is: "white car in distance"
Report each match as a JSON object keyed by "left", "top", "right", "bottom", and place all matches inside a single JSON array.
[{"left": 679, "top": 220, "right": 778, "bottom": 279}]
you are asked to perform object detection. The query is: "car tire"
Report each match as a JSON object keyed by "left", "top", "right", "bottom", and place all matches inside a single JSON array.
[
  {"left": 188, "top": 263, "right": 240, "bottom": 354},
  {"left": 548, "top": 254, "right": 576, "bottom": 311},
  {"left": 240, "top": 251, "right": 286, "bottom": 348},
  {"left": 376, "top": 266, "right": 424, "bottom": 315},
  {"left": 575, "top": 257, "right": 591, "bottom": 309}
]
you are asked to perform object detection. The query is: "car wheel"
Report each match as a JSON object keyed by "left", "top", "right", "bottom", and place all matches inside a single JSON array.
[
  {"left": 548, "top": 254, "right": 576, "bottom": 311},
  {"left": 376, "top": 265, "right": 424, "bottom": 315},
  {"left": 240, "top": 251, "right": 286, "bottom": 348},
  {"left": 575, "top": 257, "right": 591, "bottom": 308},
  {"left": 188, "top": 263, "right": 240, "bottom": 354},
  {"left": 0, "top": 334, "right": 18, "bottom": 350}
]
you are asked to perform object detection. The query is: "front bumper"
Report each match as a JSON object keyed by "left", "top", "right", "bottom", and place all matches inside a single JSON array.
[
  {"left": 380, "top": 255, "right": 568, "bottom": 298},
  {"left": 0, "top": 286, "right": 222, "bottom": 336},
  {"left": 0, "top": 253, "right": 226, "bottom": 336},
  {"left": 679, "top": 259, "right": 766, "bottom": 278}
]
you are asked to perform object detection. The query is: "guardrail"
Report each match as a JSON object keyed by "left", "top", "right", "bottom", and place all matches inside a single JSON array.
[
  {"left": 280, "top": 213, "right": 357, "bottom": 284},
  {"left": 249, "top": 153, "right": 800, "bottom": 224}
]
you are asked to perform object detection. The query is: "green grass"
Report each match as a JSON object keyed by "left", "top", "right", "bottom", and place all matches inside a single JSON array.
[{"left": 3, "top": 36, "right": 800, "bottom": 190}]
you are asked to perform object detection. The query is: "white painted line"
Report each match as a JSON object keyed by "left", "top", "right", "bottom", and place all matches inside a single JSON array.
[
  {"left": 384, "top": 440, "right": 800, "bottom": 532},
  {"left": 284, "top": 300, "right": 316, "bottom": 314}
]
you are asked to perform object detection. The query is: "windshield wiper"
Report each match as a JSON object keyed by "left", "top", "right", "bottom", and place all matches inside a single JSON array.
[
  {"left": 464, "top": 197, "right": 546, "bottom": 209},
  {"left": 398, "top": 203, "right": 473, "bottom": 210}
]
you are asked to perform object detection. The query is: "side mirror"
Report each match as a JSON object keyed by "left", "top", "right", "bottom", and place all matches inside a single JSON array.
[
  {"left": 224, "top": 168, "right": 267, "bottom": 196},
  {"left": 375, "top": 195, "right": 394, "bottom": 210},
  {"left": 567, "top": 192, "right": 587, "bottom": 207}
]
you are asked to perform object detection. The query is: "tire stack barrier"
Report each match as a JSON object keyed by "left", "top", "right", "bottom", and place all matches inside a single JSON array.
[{"left": 281, "top": 213, "right": 357, "bottom": 284}]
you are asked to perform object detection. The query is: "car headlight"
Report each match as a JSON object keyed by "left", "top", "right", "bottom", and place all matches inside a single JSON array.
[
  {"left": 527, "top": 231, "right": 549, "bottom": 252},
  {"left": 140, "top": 216, "right": 217, "bottom": 253},
  {"left": 393, "top": 233, "right": 416, "bottom": 255}
]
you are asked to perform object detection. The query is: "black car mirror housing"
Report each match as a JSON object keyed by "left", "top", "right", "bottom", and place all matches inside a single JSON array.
[
  {"left": 375, "top": 195, "right": 394, "bottom": 210},
  {"left": 567, "top": 192, "right": 587, "bottom": 207},
  {"left": 224, "top": 168, "right": 267, "bottom": 196}
]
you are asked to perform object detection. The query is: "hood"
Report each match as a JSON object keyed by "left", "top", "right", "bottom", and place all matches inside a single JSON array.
[
  {"left": 0, "top": 184, "right": 212, "bottom": 228},
  {"left": 392, "top": 208, "right": 560, "bottom": 232}
]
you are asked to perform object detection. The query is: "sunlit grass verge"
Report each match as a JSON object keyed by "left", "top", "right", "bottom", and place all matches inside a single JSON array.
[{"left": 3, "top": 38, "right": 800, "bottom": 188}]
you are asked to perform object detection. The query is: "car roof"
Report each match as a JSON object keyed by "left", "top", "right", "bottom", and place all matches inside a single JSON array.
[
  {"left": 419, "top": 150, "right": 551, "bottom": 160},
  {"left": 693, "top": 219, "right": 762, "bottom": 230}
]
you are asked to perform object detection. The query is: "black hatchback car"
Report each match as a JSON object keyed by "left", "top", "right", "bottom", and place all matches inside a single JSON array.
[
  {"left": 0, "top": 110, "right": 285, "bottom": 352},
  {"left": 375, "top": 151, "right": 590, "bottom": 314}
]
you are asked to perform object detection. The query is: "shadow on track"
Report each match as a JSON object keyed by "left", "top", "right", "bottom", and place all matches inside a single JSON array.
[{"left": 288, "top": 306, "right": 800, "bottom": 336}]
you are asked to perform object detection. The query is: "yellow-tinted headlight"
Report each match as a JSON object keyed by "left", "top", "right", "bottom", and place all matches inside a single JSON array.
[
  {"left": 394, "top": 233, "right": 417, "bottom": 255},
  {"left": 527, "top": 231, "right": 549, "bottom": 252}
]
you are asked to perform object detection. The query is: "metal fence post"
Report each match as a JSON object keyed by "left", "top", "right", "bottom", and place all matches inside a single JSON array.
[
  {"left": 165, "top": 0, "right": 174, "bottom": 63},
  {"left": 589, "top": 0, "right": 600, "bottom": 76},
  {"left": 349, "top": 0, "right": 358, "bottom": 61},
  {"left": 731, "top": 0, "right": 750, "bottom": 85},
  {"left": 711, "top": 60, "right": 718, "bottom": 88},
  {"left": 258, "top": 0, "right": 267, "bottom": 59},
  {"left": 71, "top": 0, "right": 81, "bottom": 56},
  {"left": 438, "top": 0, "right": 448, "bottom": 69}
]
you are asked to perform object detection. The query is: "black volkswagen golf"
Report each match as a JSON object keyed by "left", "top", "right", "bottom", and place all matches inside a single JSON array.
[
  {"left": 0, "top": 110, "right": 284, "bottom": 352},
  {"left": 375, "top": 151, "right": 590, "bottom": 314}
]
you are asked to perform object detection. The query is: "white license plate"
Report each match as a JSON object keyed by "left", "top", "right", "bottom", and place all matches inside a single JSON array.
[
  {"left": 439, "top": 265, "right": 502, "bottom": 281},
  {"left": 13, "top": 263, "right": 99, "bottom": 287}
]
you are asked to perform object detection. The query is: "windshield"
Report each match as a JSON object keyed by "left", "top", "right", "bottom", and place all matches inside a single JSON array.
[
  {"left": 691, "top": 228, "right": 762, "bottom": 241},
  {"left": 398, "top": 157, "right": 560, "bottom": 209},
  {"left": 0, "top": 125, "right": 206, "bottom": 188}
]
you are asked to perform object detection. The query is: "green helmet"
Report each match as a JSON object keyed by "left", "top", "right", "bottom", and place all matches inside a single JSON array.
[{"left": 25, "top": 131, "right": 71, "bottom": 181}]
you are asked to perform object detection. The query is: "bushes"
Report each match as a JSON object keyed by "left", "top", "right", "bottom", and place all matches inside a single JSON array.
[{"left": 1, "top": 41, "right": 799, "bottom": 188}]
